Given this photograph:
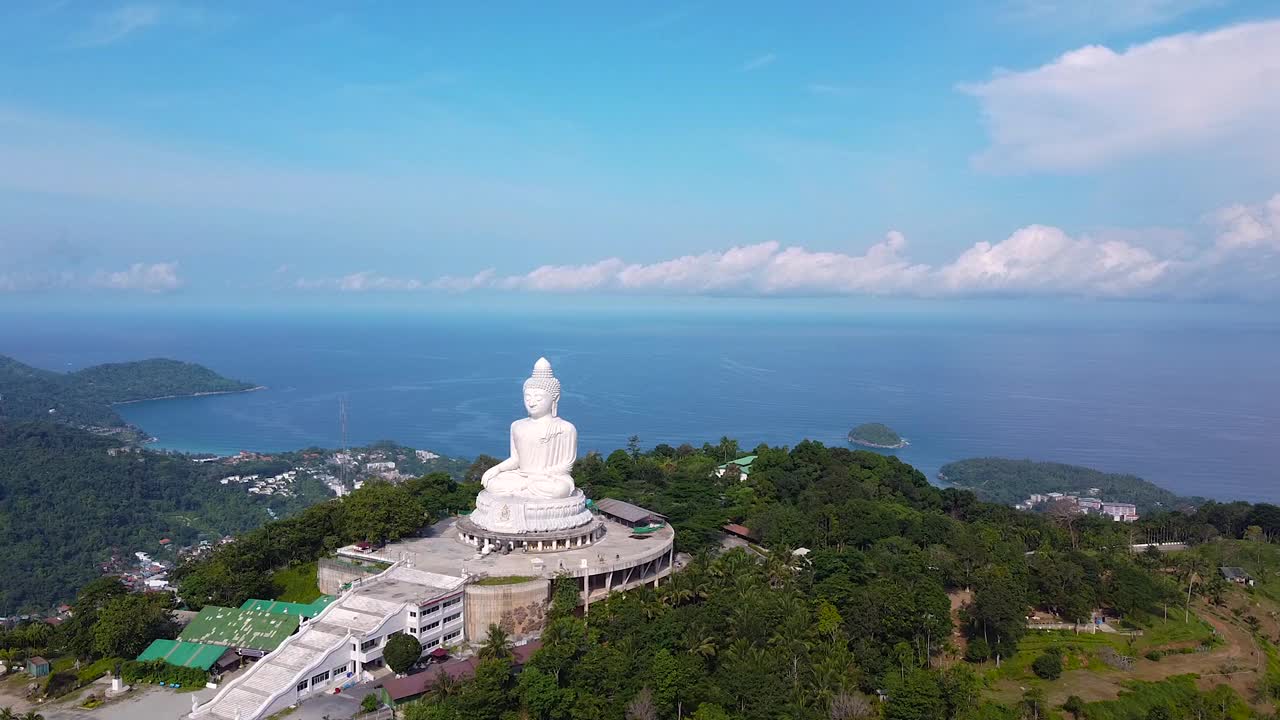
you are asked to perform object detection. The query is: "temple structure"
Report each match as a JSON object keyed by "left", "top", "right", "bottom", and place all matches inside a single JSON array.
[{"left": 190, "top": 357, "right": 675, "bottom": 720}]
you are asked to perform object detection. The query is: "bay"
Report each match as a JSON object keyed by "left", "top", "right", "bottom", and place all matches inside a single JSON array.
[{"left": 4, "top": 301, "right": 1278, "bottom": 503}]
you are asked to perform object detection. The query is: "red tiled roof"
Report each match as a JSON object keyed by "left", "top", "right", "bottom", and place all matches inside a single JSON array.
[
  {"left": 723, "top": 523, "right": 756, "bottom": 539},
  {"left": 381, "top": 641, "right": 542, "bottom": 702}
]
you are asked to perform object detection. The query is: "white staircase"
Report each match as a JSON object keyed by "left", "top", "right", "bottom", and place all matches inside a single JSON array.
[{"left": 193, "top": 565, "right": 404, "bottom": 720}]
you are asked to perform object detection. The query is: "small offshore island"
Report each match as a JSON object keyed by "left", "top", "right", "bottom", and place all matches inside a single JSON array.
[{"left": 847, "top": 421, "right": 909, "bottom": 449}]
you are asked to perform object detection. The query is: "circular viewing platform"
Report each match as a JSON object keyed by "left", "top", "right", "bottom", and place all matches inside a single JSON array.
[{"left": 456, "top": 516, "right": 605, "bottom": 552}]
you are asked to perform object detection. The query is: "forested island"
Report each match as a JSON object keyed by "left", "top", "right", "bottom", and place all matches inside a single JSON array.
[
  {"left": 847, "top": 422, "right": 908, "bottom": 449},
  {"left": 0, "top": 354, "right": 258, "bottom": 434},
  {"left": 940, "top": 457, "right": 1202, "bottom": 514}
]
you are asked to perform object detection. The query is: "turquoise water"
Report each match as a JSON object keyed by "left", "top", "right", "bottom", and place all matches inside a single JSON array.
[{"left": 5, "top": 302, "right": 1278, "bottom": 503}]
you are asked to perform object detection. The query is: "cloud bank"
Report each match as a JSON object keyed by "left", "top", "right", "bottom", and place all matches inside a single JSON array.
[
  {"left": 0, "top": 262, "right": 183, "bottom": 293},
  {"left": 963, "top": 19, "right": 1280, "bottom": 171},
  {"left": 295, "top": 193, "right": 1267, "bottom": 300}
]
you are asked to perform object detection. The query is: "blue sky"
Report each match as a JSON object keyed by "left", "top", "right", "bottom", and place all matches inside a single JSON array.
[{"left": 1, "top": 1, "right": 1278, "bottom": 304}]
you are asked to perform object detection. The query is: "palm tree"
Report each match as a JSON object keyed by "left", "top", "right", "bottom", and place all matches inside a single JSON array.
[
  {"left": 478, "top": 624, "right": 513, "bottom": 661},
  {"left": 1, "top": 707, "right": 19, "bottom": 720}
]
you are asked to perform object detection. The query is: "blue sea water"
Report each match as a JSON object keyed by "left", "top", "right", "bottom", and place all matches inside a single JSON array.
[{"left": 3, "top": 301, "right": 1278, "bottom": 503}]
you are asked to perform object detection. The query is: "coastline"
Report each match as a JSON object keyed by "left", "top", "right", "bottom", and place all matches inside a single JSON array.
[
  {"left": 110, "top": 385, "right": 268, "bottom": 406},
  {"left": 849, "top": 437, "right": 910, "bottom": 450}
]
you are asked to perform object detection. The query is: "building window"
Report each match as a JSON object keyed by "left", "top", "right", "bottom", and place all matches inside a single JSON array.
[
  {"left": 444, "top": 613, "right": 461, "bottom": 624},
  {"left": 409, "top": 627, "right": 418, "bottom": 634},
  {"left": 443, "top": 630, "right": 460, "bottom": 642},
  {"left": 311, "top": 670, "right": 330, "bottom": 685},
  {"left": 297, "top": 681, "right": 308, "bottom": 692},
  {"left": 332, "top": 663, "right": 349, "bottom": 677},
  {"left": 422, "top": 605, "right": 439, "bottom": 615},
  {"left": 424, "top": 638, "right": 439, "bottom": 648},
  {"left": 422, "top": 620, "right": 440, "bottom": 631},
  {"left": 442, "top": 597, "right": 460, "bottom": 608},
  {"left": 409, "top": 610, "right": 418, "bottom": 618},
  {"left": 351, "top": 643, "right": 357, "bottom": 652},
  {"left": 360, "top": 638, "right": 379, "bottom": 651}
]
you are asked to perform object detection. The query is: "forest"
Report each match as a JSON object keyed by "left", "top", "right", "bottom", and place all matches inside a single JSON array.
[
  {"left": 939, "top": 458, "right": 1204, "bottom": 515},
  {"left": 6, "top": 434, "right": 1280, "bottom": 717},
  {"left": 170, "top": 438, "right": 1280, "bottom": 718},
  {"left": 0, "top": 423, "right": 314, "bottom": 614},
  {"left": 0, "top": 354, "right": 254, "bottom": 428}
]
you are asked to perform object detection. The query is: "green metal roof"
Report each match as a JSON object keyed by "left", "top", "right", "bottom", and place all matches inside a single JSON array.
[
  {"left": 137, "top": 639, "right": 226, "bottom": 671},
  {"left": 718, "top": 455, "right": 757, "bottom": 469},
  {"left": 178, "top": 606, "right": 300, "bottom": 652},
  {"left": 239, "top": 595, "right": 335, "bottom": 618}
]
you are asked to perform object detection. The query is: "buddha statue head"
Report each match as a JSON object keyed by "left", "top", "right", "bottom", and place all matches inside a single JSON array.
[{"left": 522, "top": 357, "right": 561, "bottom": 419}]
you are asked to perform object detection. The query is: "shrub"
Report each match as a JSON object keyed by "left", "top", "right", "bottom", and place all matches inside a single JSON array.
[
  {"left": 1031, "top": 651, "right": 1063, "bottom": 680},
  {"left": 361, "top": 693, "right": 381, "bottom": 712},
  {"left": 1144, "top": 650, "right": 1163, "bottom": 662},
  {"left": 119, "top": 659, "right": 207, "bottom": 688},
  {"left": 44, "top": 671, "right": 79, "bottom": 698},
  {"left": 964, "top": 638, "right": 991, "bottom": 663},
  {"left": 77, "top": 656, "right": 124, "bottom": 686}
]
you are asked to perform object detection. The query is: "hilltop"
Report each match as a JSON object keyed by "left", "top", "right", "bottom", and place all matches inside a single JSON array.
[
  {"left": 0, "top": 354, "right": 257, "bottom": 432},
  {"left": 940, "top": 457, "right": 1203, "bottom": 514}
]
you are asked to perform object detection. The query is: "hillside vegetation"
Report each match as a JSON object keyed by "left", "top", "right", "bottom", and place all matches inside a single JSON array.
[
  {"left": 21, "top": 434, "right": 1279, "bottom": 718},
  {"left": 0, "top": 423, "right": 309, "bottom": 614},
  {"left": 940, "top": 457, "right": 1202, "bottom": 514},
  {"left": 0, "top": 354, "right": 255, "bottom": 428}
]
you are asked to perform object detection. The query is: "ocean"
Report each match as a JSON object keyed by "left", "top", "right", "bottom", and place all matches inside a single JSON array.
[{"left": 4, "top": 301, "right": 1278, "bottom": 503}]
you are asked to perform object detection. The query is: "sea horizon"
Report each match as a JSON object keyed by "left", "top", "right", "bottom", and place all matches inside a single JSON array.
[{"left": 4, "top": 300, "right": 1278, "bottom": 504}]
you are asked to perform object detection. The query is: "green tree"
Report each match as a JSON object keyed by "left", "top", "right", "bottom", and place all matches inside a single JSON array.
[
  {"left": 690, "top": 703, "right": 731, "bottom": 720},
  {"left": 384, "top": 634, "right": 423, "bottom": 675},
  {"left": 360, "top": 693, "right": 380, "bottom": 713},
  {"left": 342, "top": 481, "right": 425, "bottom": 545},
  {"left": 478, "top": 624, "right": 513, "bottom": 662},
  {"left": 963, "top": 638, "right": 990, "bottom": 663},
  {"left": 885, "top": 669, "right": 943, "bottom": 720},
  {"left": 91, "top": 592, "right": 176, "bottom": 659},
  {"left": 1062, "top": 694, "right": 1085, "bottom": 719}
]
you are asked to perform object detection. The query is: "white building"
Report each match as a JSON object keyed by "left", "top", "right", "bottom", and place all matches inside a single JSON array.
[
  {"left": 193, "top": 564, "right": 465, "bottom": 720},
  {"left": 1101, "top": 502, "right": 1139, "bottom": 522}
]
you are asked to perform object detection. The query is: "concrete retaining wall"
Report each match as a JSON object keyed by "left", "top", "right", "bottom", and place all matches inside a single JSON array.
[
  {"left": 464, "top": 579, "right": 551, "bottom": 642},
  {"left": 317, "top": 557, "right": 382, "bottom": 595}
]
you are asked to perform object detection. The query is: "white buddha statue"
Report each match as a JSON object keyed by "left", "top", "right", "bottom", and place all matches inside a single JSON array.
[{"left": 480, "top": 357, "right": 577, "bottom": 500}]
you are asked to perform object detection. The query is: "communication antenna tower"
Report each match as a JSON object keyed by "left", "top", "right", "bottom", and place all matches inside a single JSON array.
[{"left": 339, "top": 396, "right": 350, "bottom": 490}]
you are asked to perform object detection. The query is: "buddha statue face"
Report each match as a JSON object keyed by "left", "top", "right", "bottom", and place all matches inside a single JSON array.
[{"left": 524, "top": 388, "right": 555, "bottom": 419}]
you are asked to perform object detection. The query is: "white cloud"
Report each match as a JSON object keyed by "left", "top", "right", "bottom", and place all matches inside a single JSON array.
[
  {"left": 90, "top": 262, "right": 183, "bottom": 293},
  {"left": 936, "top": 225, "right": 1171, "bottom": 296},
  {"left": 296, "top": 271, "right": 425, "bottom": 292},
  {"left": 1211, "top": 193, "right": 1280, "bottom": 251},
  {"left": 424, "top": 193, "right": 1280, "bottom": 299},
  {"left": 962, "top": 19, "right": 1280, "bottom": 171},
  {"left": 741, "top": 52, "right": 777, "bottom": 72}
]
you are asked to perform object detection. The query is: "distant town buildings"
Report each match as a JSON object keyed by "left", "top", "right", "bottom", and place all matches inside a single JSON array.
[{"left": 1015, "top": 492, "right": 1140, "bottom": 522}]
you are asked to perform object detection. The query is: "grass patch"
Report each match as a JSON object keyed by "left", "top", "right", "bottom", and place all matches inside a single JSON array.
[
  {"left": 1132, "top": 613, "right": 1216, "bottom": 650},
  {"left": 1079, "top": 675, "right": 1251, "bottom": 720},
  {"left": 272, "top": 561, "right": 321, "bottom": 603},
  {"left": 474, "top": 575, "right": 537, "bottom": 586}
]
